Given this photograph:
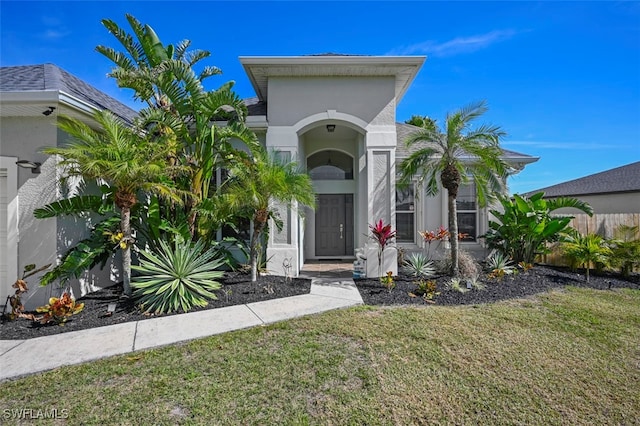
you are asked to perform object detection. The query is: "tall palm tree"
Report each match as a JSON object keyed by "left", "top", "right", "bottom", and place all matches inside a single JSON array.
[
  {"left": 43, "top": 110, "right": 179, "bottom": 295},
  {"left": 97, "top": 15, "right": 259, "bottom": 238},
  {"left": 223, "top": 149, "right": 315, "bottom": 282},
  {"left": 398, "top": 101, "right": 509, "bottom": 276}
]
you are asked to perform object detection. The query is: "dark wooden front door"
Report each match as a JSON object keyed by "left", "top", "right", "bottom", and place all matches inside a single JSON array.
[{"left": 315, "top": 194, "right": 353, "bottom": 257}]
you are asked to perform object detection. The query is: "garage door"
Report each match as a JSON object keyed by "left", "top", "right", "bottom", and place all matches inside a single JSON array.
[{"left": 0, "top": 169, "right": 8, "bottom": 304}]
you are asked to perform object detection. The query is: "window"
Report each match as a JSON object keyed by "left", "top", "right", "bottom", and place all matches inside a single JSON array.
[
  {"left": 396, "top": 185, "right": 415, "bottom": 243},
  {"left": 307, "top": 151, "right": 353, "bottom": 180},
  {"left": 456, "top": 183, "right": 477, "bottom": 241}
]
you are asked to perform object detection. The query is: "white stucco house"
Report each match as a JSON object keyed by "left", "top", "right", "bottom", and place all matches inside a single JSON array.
[{"left": 1, "top": 56, "right": 538, "bottom": 309}]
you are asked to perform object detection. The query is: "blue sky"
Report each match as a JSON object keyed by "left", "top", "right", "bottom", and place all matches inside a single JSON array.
[{"left": 1, "top": 1, "right": 639, "bottom": 194}]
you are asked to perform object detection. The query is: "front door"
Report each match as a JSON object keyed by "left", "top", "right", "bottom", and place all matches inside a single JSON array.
[{"left": 315, "top": 194, "right": 353, "bottom": 257}]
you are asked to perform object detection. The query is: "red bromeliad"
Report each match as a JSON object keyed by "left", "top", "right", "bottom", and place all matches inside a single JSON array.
[{"left": 369, "top": 220, "right": 397, "bottom": 278}]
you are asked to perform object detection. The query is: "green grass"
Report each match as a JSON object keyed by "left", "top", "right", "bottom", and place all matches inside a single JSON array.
[{"left": 1, "top": 287, "right": 639, "bottom": 425}]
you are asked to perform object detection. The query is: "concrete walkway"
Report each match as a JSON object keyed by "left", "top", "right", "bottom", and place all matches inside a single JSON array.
[{"left": 0, "top": 275, "right": 363, "bottom": 382}]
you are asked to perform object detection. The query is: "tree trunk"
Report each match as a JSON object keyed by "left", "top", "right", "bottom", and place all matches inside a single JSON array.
[
  {"left": 448, "top": 192, "right": 459, "bottom": 277},
  {"left": 250, "top": 211, "right": 268, "bottom": 282},
  {"left": 121, "top": 206, "right": 132, "bottom": 296}
]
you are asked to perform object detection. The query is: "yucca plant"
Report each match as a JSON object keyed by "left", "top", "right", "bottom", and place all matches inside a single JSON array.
[
  {"left": 132, "top": 240, "right": 224, "bottom": 314},
  {"left": 403, "top": 252, "right": 436, "bottom": 279}
]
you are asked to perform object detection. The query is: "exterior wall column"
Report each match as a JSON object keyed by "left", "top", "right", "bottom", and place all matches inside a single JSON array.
[
  {"left": 264, "top": 126, "right": 302, "bottom": 277},
  {"left": 364, "top": 125, "right": 398, "bottom": 278}
]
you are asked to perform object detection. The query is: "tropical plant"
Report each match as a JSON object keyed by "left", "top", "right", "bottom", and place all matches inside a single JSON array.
[
  {"left": 380, "top": 271, "right": 395, "bottom": 292},
  {"left": 486, "top": 251, "right": 516, "bottom": 280},
  {"left": 2, "top": 264, "right": 51, "bottom": 321},
  {"left": 447, "top": 277, "right": 469, "bottom": 293},
  {"left": 97, "top": 14, "right": 259, "bottom": 238},
  {"left": 131, "top": 239, "right": 224, "bottom": 314},
  {"left": 483, "top": 192, "right": 593, "bottom": 264},
  {"left": 42, "top": 110, "right": 180, "bottom": 295},
  {"left": 561, "top": 231, "right": 612, "bottom": 282},
  {"left": 402, "top": 252, "right": 436, "bottom": 279},
  {"left": 223, "top": 149, "right": 315, "bottom": 282},
  {"left": 35, "top": 293, "right": 85, "bottom": 325},
  {"left": 412, "top": 279, "right": 439, "bottom": 302},
  {"left": 418, "top": 226, "right": 450, "bottom": 259},
  {"left": 370, "top": 220, "right": 397, "bottom": 278},
  {"left": 609, "top": 225, "right": 640, "bottom": 277},
  {"left": 398, "top": 101, "right": 510, "bottom": 276}
]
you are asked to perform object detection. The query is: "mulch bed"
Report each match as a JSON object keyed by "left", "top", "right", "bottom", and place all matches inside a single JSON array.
[
  {"left": 2, "top": 265, "right": 638, "bottom": 341},
  {"left": 0, "top": 273, "right": 311, "bottom": 341},
  {"left": 355, "top": 265, "right": 640, "bottom": 306}
]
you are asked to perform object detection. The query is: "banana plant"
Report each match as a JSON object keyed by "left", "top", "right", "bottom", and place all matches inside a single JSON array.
[{"left": 483, "top": 192, "right": 593, "bottom": 263}]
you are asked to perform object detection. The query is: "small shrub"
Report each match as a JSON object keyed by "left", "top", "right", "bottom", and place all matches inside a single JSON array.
[
  {"left": 469, "top": 274, "right": 486, "bottom": 290},
  {"left": 441, "top": 250, "right": 479, "bottom": 279},
  {"left": 403, "top": 253, "right": 435, "bottom": 279},
  {"left": 413, "top": 279, "right": 439, "bottom": 302},
  {"left": 380, "top": 271, "right": 395, "bottom": 292},
  {"left": 561, "top": 231, "right": 612, "bottom": 282},
  {"left": 2, "top": 264, "right": 51, "bottom": 321},
  {"left": 35, "top": 293, "right": 84, "bottom": 325},
  {"left": 132, "top": 239, "right": 224, "bottom": 314},
  {"left": 609, "top": 225, "right": 640, "bottom": 277},
  {"left": 518, "top": 261, "right": 534, "bottom": 272},
  {"left": 447, "top": 277, "right": 469, "bottom": 293}
]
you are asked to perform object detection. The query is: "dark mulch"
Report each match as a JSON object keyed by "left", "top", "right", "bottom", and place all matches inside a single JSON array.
[
  {"left": 0, "top": 273, "right": 311, "bottom": 341},
  {"left": 355, "top": 265, "right": 639, "bottom": 307}
]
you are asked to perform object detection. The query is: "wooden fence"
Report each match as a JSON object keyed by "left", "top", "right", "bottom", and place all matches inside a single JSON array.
[{"left": 540, "top": 213, "right": 640, "bottom": 268}]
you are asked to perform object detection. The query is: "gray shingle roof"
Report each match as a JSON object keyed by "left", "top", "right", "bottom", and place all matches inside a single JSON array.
[
  {"left": 243, "top": 96, "right": 267, "bottom": 116},
  {"left": 526, "top": 161, "right": 640, "bottom": 197},
  {"left": 0, "top": 64, "right": 138, "bottom": 123}
]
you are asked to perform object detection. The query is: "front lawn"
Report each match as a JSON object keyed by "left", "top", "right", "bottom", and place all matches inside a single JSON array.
[{"left": 1, "top": 287, "right": 638, "bottom": 424}]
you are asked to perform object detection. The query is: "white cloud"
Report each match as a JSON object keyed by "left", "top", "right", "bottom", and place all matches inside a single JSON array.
[
  {"left": 41, "top": 29, "right": 69, "bottom": 40},
  {"left": 387, "top": 29, "right": 518, "bottom": 57}
]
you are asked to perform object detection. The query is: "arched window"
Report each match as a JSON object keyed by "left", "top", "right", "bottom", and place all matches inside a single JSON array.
[{"left": 307, "top": 151, "right": 353, "bottom": 180}]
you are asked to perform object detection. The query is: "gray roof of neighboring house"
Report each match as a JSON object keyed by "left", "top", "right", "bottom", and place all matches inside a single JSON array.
[
  {"left": 395, "top": 122, "right": 537, "bottom": 163},
  {"left": 244, "top": 96, "right": 267, "bottom": 116},
  {"left": 0, "top": 64, "right": 138, "bottom": 123},
  {"left": 525, "top": 161, "right": 640, "bottom": 197}
]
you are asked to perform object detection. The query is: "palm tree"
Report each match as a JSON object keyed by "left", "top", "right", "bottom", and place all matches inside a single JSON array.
[
  {"left": 43, "top": 110, "right": 179, "bottom": 295},
  {"left": 398, "top": 101, "right": 509, "bottom": 276},
  {"left": 97, "top": 15, "right": 259, "bottom": 238},
  {"left": 223, "top": 149, "right": 315, "bottom": 282}
]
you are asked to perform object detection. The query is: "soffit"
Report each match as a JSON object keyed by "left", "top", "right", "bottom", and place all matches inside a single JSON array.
[{"left": 240, "top": 56, "right": 425, "bottom": 103}]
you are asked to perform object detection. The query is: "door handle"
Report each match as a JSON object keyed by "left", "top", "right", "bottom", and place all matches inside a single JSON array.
[{"left": 339, "top": 224, "right": 344, "bottom": 239}]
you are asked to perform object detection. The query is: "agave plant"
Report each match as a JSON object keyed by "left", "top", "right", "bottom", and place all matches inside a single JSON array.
[
  {"left": 486, "top": 251, "right": 516, "bottom": 280},
  {"left": 132, "top": 239, "right": 224, "bottom": 314},
  {"left": 403, "top": 252, "right": 436, "bottom": 279}
]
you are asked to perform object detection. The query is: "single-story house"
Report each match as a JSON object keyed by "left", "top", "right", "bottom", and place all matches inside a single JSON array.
[
  {"left": 1, "top": 56, "right": 538, "bottom": 309},
  {"left": 524, "top": 161, "right": 640, "bottom": 239}
]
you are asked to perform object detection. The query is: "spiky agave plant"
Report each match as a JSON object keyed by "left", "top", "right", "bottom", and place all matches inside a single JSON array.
[{"left": 132, "top": 239, "right": 224, "bottom": 314}]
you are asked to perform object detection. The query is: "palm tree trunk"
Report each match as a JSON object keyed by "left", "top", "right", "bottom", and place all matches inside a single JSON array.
[
  {"left": 250, "top": 215, "right": 268, "bottom": 282},
  {"left": 121, "top": 206, "right": 132, "bottom": 296},
  {"left": 448, "top": 193, "right": 459, "bottom": 277}
]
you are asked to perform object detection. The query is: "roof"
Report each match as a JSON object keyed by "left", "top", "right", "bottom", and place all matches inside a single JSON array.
[
  {"left": 244, "top": 96, "right": 267, "bottom": 116},
  {"left": 0, "top": 64, "right": 138, "bottom": 123},
  {"left": 395, "top": 122, "right": 538, "bottom": 167},
  {"left": 239, "top": 55, "right": 425, "bottom": 103},
  {"left": 525, "top": 161, "right": 640, "bottom": 197}
]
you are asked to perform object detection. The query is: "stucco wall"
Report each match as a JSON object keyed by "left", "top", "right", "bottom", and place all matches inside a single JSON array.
[
  {"left": 553, "top": 193, "right": 640, "bottom": 215},
  {"left": 1, "top": 116, "right": 118, "bottom": 310},
  {"left": 267, "top": 76, "right": 396, "bottom": 126}
]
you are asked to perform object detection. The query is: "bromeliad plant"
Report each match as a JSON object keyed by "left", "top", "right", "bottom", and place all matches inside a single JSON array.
[
  {"left": 370, "top": 220, "right": 397, "bottom": 278},
  {"left": 132, "top": 239, "right": 224, "bottom": 314}
]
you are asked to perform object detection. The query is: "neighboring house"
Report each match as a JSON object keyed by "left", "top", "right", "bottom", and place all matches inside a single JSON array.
[
  {"left": 524, "top": 162, "right": 640, "bottom": 240},
  {"left": 0, "top": 64, "right": 137, "bottom": 309},
  {"left": 525, "top": 161, "right": 640, "bottom": 214},
  {"left": 1, "top": 57, "right": 538, "bottom": 309}
]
